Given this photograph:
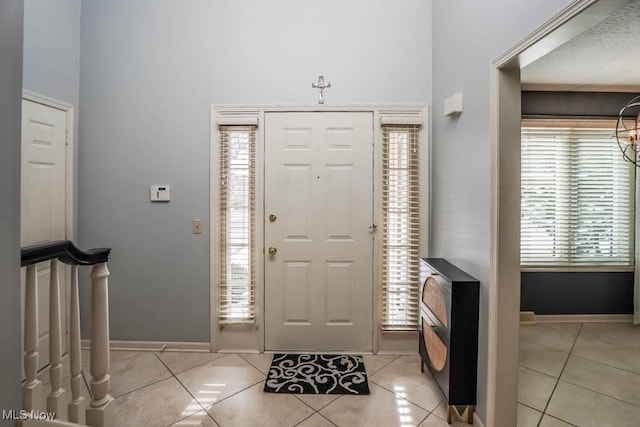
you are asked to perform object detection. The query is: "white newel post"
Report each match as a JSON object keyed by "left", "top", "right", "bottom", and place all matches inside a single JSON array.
[
  {"left": 86, "top": 262, "right": 114, "bottom": 427},
  {"left": 23, "top": 264, "right": 43, "bottom": 411},
  {"left": 47, "top": 260, "right": 66, "bottom": 418},
  {"left": 68, "top": 265, "right": 86, "bottom": 424}
]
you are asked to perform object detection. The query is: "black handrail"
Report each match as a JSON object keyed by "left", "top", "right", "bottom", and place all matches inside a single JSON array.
[{"left": 21, "top": 240, "right": 111, "bottom": 267}]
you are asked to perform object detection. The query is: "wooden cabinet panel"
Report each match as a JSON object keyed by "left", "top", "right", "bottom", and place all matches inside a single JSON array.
[
  {"left": 422, "top": 276, "right": 448, "bottom": 328},
  {"left": 422, "top": 318, "right": 447, "bottom": 371}
]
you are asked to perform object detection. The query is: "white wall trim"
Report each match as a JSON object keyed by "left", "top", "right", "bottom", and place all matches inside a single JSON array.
[
  {"left": 23, "top": 89, "right": 73, "bottom": 111},
  {"left": 81, "top": 339, "right": 210, "bottom": 352},
  {"left": 489, "top": 1, "right": 634, "bottom": 426},
  {"left": 534, "top": 314, "right": 633, "bottom": 324},
  {"left": 210, "top": 109, "right": 264, "bottom": 353},
  {"left": 211, "top": 105, "right": 427, "bottom": 354},
  {"left": 493, "top": 0, "right": 635, "bottom": 69}
]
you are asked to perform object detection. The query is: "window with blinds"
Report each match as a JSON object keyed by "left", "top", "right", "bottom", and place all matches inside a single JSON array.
[
  {"left": 218, "top": 126, "right": 256, "bottom": 323},
  {"left": 381, "top": 125, "right": 420, "bottom": 331},
  {"left": 521, "top": 126, "right": 635, "bottom": 268}
]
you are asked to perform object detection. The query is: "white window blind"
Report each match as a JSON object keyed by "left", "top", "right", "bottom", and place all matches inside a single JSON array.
[
  {"left": 381, "top": 125, "right": 420, "bottom": 331},
  {"left": 218, "top": 126, "right": 256, "bottom": 323},
  {"left": 521, "top": 126, "right": 635, "bottom": 268}
]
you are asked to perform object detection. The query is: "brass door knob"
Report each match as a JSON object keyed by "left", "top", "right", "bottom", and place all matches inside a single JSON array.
[
  {"left": 269, "top": 214, "right": 277, "bottom": 222},
  {"left": 268, "top": 247, "right": 277, "bottom": 256}
]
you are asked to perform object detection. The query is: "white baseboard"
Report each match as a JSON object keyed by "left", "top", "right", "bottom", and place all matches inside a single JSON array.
[
  {"left": 80, "top": 339, "right": 210, "bottom": 352},
  {"left": 534, "top": 314, "right": 633, "bottom": 324},
  {"left": 375, "top": 350, "right": 418, "bottom": 356},
  {"left": 216, "top": 349, "right": 261, "bottom": 354},
  {"left": 519, "top": 311, "right": 537, "bottom": 325}
]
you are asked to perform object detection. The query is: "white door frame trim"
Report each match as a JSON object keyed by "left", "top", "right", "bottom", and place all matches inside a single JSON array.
[
  {"left": 21, "top": 90, "right": 75, "bottom": 358},
  {"left": 488, "top": 0, "right": 634, "bottom": 425},
  {"left": 210, "top": 105, "right": 428, "bottom": 353}
]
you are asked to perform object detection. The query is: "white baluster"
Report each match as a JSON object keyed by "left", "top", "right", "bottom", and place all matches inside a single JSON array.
[
  {"left": 68, "top": 265, "right": 85, "bottom": 424},
  {"left": 23, "top": 264, "right": 42, "bottom": 411},
  {"left": 86, "top": 262, "right": 114, "bottom": 427},
  {"left": 47, "top": 260, "right": 65, "bottom": 417}
]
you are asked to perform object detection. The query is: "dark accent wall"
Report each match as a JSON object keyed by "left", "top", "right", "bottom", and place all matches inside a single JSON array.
[
  {"left": 521, "top": 272, "right": 634, "bottom": 315},
  {"left": 522, "top": 91, "right": 640, "bottom": 118},
  {"left": 520, "top": 91, "right": 636, "bottom": 315},
  {"left": 0, "top": 0, "right": 24, "bottom": 421}
]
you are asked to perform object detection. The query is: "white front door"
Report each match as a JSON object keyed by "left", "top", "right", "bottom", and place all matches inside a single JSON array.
[
  {"left": 21, "top": 97, "right": 69, "bottom": 371},
  {"left": 264, "top": 112, "right": 374, "bottom": 351}
]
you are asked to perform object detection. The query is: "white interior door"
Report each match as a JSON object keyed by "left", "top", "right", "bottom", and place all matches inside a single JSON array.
[
  {"left": 264, "top": 112, "right": 374, "bottom": 351},
  {"left": 21, "top": 98, "right": 69, "bottom": 372}
]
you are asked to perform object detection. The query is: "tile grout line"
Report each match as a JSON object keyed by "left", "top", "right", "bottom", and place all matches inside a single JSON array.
[
  {"left": 81, "top": 371, "right": 93, "bottom": 399},
  {"left": 290, "top": 392, "right": 341, "bottom": 415},
  {"left": 541, "top": 413, "right": 579, "bottom": 427},
  {"left": 237, "top": 353, "right": 271, "bottom": 375},
  {"left": 537, "top": 322, "right": 584, "bottom": 427},
  {"left": 95, "top": 351, "right": 173, "bottom": 399},
  {"left": 369, "top": 356, "right": 445, "bottom": 424},
  {"left": 152, "top": 352, "right": 214, "bottom": 427},
  {"left": 567, "top": 351, "right": 640, "bottom": 377},
  {"left": 368, "top": 355, "right": 438, "bottom": 414},
  {"left": 293, "top": 411, "right": 337, "bottom": 427},
  {"left": 552, "top": 373, "right": 640, "bottom": 410},
  {"left": 519, "top": 336, "right": 575, "bottom": 353},
  {"left": 156, "top": 351, "right": 230, "bottom": 376},
  {"left": 416, "top": 398, "right": 446, "bottom": 424},
  {"left": 166, "top": 353, "right": 267, "bottom": 421},
  {"left": 556, "top": 324, "right": 640, "bottom": 414},
  {"left": 109, "top": 375, "right": 173, "bottom": 400},
  {"left": 365, "top": 354, "right": 400, "bottom": 378}
]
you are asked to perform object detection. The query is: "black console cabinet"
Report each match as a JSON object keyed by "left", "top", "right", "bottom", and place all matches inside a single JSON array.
[{"left": 418, "top": 258, "right": 479, "bottom": 424}]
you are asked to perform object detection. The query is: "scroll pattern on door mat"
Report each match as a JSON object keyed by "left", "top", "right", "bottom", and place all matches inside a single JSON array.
[{"left": 263, "top": 354, "right": 370, "bottom": 395}]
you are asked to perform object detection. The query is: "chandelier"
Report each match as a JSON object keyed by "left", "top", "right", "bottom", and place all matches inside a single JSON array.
[{"left": 616, "top": 94, "right": 640, "bottom": 167}]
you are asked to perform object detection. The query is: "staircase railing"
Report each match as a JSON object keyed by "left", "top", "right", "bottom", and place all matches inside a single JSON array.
[{"left": 20, "top": 240, "right": 113, "bottom": 427}]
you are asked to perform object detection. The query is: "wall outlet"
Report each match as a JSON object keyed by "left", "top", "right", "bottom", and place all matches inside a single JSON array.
[{"left": 192, "top": 219, "right": 202, "bottom": 234}]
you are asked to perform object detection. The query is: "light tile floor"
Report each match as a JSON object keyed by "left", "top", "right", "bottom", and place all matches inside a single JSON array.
[
  {"left": 67, "top": 352, "right": 469, "bottom": 427},
  {"left": 518, "top": 322, "right": 640, "bottom": 427},
  {"left": 35, "top": 322, "right": 639, "bottom": 426}
]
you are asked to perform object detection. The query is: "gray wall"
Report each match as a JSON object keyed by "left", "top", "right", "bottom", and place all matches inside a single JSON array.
[
  {"left": 0, "top": 0, "right": 24, "bottom": 421},
  {"left": 23, "top": 0, "right": 81, "bottom": 109},
  {"left": 430, "top": 0, "right": 571, "bottom": 422},
  {"left": 23, "top": 0, "right": 81, "bottom": 234},
  {"left": 78, "top": 0, "right": 432, "bottom": 342}
]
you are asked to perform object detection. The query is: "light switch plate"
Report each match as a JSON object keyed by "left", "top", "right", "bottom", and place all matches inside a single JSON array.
[{"left": 193, "top": 219, "right": 202, "bottom": 234}]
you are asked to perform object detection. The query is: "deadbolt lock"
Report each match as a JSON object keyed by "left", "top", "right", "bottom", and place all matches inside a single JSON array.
[
  {"left": 269, "top": 214, "right": 277, "bottom": 223},
  {"left": 268, "top": 247, "right": 278, "bottom": 256}
]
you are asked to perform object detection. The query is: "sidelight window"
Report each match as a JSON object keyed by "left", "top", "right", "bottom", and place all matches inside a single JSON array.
[
  {"left": 218, "top": 126, "right": 256, "bottom": 323},
  {"left": 381, "top": 125, "right": 421, "bottom": 330}
]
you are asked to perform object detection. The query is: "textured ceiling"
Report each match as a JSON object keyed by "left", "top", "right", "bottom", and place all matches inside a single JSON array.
[{"left": 522, "top": 0, "right": 640, "bottom": 89}]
